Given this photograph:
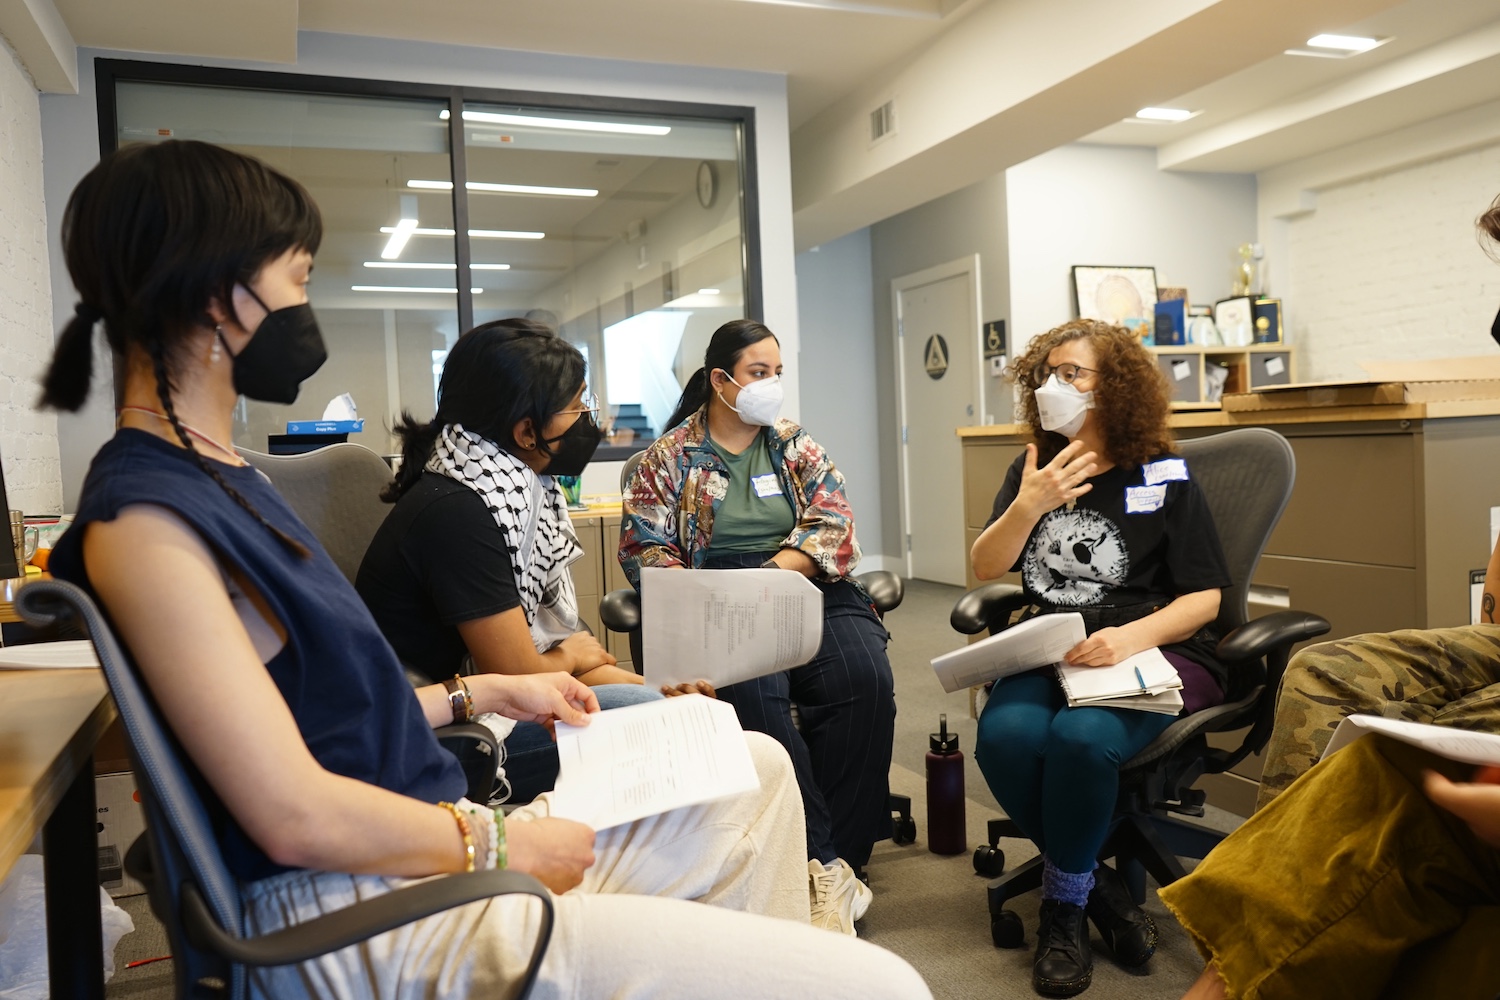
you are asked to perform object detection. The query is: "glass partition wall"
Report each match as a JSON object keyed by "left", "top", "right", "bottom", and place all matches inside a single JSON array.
[{"left": 102, "top": 63, "right": 757, "bottom": 459}]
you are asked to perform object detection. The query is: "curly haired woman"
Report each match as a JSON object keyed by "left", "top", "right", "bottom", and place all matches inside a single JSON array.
[{"left": 970, "top": 319, "right": 1232, "bottom": 997}]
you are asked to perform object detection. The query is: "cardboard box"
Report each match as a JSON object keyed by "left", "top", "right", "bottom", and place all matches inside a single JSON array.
[
  {"left": 1222, "top": 356, "right": 1500, "bottom": 412},
  {"left": 285, "top": 419, "right": 364, "bottom": 434},
  {"left": 96, "top": 771, "right": 147, "bottom": 897}
]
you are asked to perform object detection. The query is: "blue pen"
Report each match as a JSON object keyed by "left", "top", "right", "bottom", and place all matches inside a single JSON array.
[{"left": 1134, "top": 665, "right": 1147, "bottom": 692}]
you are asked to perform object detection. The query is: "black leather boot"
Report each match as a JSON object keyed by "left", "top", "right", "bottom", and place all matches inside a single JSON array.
[
  {"left": 1033, "top": 899, "right": 1092, "bottom": 997},
  {"left": 1085, "top": 863, "right": 1157, "bottom": 968}
]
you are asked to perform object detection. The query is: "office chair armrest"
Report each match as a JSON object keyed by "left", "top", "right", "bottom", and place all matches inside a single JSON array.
[
  {"left": 854, "top": 570, "right": 904, "bottom": 616},
  {"left": 435, "top": 722, "right": 500, "bottom": 804},
  {"left": 1216, "top": 610, "right": 1330, "bottom": 665},
  {"left": 181, "top": 865, "right": 552, "bottom": 974},
  {"left": 598, "top": 588, "right": 640, "bottom": 633},
  {"left": 950, "top": 582, "right": 1027, "bottom": 635}
]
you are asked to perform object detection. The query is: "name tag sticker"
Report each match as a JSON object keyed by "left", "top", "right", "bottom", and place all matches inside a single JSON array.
[
  {"left": 752, "top": 473, "right": 783, "bottom": 498},
  {"left": 1125, "top": 485, "right": 1168, "bottom": 514},
  {"left": 1142, "top": 458, "right": 1189, "bottom": 486}
]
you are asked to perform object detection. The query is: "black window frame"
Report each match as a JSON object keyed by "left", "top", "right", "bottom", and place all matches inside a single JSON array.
[{"left": 94, "top": 57, "right": 764, "bottom": 334}]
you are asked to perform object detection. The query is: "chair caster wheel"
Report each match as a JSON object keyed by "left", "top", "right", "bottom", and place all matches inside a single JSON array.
[
  {"left": 892, "top": 816, "right": 917, "bottom": 846},
  {"left": 991, "top": 909, "right": 1025, "bottom": 949},
  {"left": 973, "top": 844, "right": 1005, "bottom": 877}
]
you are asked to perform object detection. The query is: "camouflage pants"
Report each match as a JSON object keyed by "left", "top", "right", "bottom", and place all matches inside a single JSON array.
[{"left": 1256, "top": 625, "right": 1500, "bottom": 810}]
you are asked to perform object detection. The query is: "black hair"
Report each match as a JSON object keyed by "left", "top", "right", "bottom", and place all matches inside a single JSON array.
[
  {"left": 40, "top": 139, "right": 324, "bottom": 557},
  {"left": 665, "top": 319, "right": 779, "bottom": 429},
  {"left": 384, "top": 318, "right": 587, "bottom": 501}
]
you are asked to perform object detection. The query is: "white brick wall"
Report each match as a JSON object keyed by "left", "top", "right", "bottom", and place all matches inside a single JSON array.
[
  {"left": 1287, "top": 142, "right": 1500, "bottom": 381},
  {"left": 0, "top": 34, "right": 61, "bottom": 514}
]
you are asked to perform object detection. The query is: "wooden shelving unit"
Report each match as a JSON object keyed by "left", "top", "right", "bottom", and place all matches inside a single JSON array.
[{"left": 1149, "top": 344, "right": 1295, "bottom": 409}]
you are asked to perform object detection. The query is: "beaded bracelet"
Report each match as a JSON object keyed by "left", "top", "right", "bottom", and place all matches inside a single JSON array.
[
  {"left": 456, "top": 801, "right": 499, "bottom": 871},
  {"left": 438, "top": 801, "right": 475, "bottom": 872},
  {"left": 493, "top": 808, "right": 508, "bottom": 870}
]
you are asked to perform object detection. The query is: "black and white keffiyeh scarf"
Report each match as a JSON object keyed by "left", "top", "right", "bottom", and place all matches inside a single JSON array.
[{"left": 426, "top": 423, "right": 583, "bottom": 651}]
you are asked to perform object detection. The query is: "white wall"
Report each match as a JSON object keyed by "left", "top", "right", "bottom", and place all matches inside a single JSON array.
[
  {"left": 0, "top": 35, "right": 61, "bottom": 515},
  {"left": 795, "top": 227, "right": 886, "bottom": 566},
  {"left": 41, "top": 32, "right": 795, "bottom": 509},
  {"left": 1006, "top": 144, "right": 1258, "bottom": 355},
  {"left": 1278, "top": 142, "right": 1500, "bottom": 380}
]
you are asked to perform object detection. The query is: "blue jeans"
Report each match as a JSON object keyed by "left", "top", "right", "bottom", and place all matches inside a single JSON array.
[
  {"left": 502, "top": 683, "right": 662, "bottom": 803},
  {"left": 974, "top": 669, "right": 1175, "bottom": 874}
]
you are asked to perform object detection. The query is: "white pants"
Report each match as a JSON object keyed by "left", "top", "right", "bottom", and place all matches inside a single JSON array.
[{"left": 244, "top": 732, "right": 931, "bottom": 1000}]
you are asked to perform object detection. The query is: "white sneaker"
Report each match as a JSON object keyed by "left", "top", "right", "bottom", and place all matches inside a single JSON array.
[{"left": 808, "top": 858, "right": 873, "bottom": 935}]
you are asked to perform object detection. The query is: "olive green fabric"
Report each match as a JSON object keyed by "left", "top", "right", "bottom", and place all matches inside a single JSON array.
[
  {"left": 703, "top": 434, "right": 795, "bottom": 557},
  {"left": 1160, "top": 735, "right": 1500, "bottom": 999},
  {"left": 1257, "top": 625, "right": 1500, "bottom": 809}
]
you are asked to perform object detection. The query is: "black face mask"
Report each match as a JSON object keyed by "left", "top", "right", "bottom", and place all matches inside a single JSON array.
[
  {"left": 544, "top": 410, "right": 603, "bottom": 477},
  {"left": 219, "top": 286, "right": 328, "bottom": 404}
]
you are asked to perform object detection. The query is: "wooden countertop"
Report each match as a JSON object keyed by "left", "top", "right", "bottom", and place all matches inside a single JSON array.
[
  {"left": 957, "top": 398, "right": 1500, "bottom": 438},
  {"left": 0, "top": 668, "right": 116, "bottom": 882}
]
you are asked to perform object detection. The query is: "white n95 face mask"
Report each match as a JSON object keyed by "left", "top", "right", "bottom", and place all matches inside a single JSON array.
[
  {"left": 1033, "top": 374, "right": 1094, "bottom": 438},
  {"left": 720, "top": 374, "right": 784, "bottom": 426}
]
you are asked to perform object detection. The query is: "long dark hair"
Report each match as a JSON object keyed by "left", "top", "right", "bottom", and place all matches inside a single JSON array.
[
  {"left": 384, "top": 318, "right": 586, "bottom": 501},
  {"left": 665, "top": 319, "right": 779, "bottom": 429},
  {"left": 40, "top": 140, "right": 323, "bottom": 556}
]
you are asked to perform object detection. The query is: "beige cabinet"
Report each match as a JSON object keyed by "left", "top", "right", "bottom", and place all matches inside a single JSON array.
[{"left": 568, "top": 507, "right": 633, "bottom": 674}]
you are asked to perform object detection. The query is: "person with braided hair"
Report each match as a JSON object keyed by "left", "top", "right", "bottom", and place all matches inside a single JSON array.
[{"left": 39, "top": 139, "right": 931, "bottom": 1000}]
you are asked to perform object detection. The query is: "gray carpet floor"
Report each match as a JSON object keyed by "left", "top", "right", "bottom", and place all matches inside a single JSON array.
[{"left": 104, "top": 578, "right": 1237, "bottom": 998}]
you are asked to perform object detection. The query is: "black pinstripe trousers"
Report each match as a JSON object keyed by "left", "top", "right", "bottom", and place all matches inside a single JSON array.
[{"left": 706, "top": 554, "right": 897, "bottom": 868}]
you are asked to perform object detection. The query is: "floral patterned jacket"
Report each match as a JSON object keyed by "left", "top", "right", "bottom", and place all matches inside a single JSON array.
[{"left": 618, "top": 408, "right": 861, "bottom": 588}]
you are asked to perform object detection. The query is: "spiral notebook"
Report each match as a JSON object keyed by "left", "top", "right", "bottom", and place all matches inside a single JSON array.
[{"left": 1056, "top": 647, "right": 1182, "bottom": 715}]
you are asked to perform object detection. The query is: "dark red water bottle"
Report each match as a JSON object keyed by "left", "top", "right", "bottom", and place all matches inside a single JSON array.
[{"left": 926, "top": 713, "right": 966, "bottom": 855}]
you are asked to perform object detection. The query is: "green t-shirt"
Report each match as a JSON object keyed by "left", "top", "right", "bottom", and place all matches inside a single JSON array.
[{"left": 704, "top": 433, "right": 796, "bottom": 557}]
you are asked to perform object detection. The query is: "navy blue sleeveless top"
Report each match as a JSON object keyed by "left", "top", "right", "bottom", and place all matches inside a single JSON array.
[{"left": 51, "top": 430, "right": 466, "bottom": 882}]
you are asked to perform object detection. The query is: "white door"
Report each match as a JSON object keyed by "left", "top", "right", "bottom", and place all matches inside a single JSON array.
[{"left": 896, "top": 264, "right": 979, "bottom": 586}]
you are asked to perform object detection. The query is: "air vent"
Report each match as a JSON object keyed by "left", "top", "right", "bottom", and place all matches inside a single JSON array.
[{"left": 870, "top": 100, "right": 896, "bottom": 144}]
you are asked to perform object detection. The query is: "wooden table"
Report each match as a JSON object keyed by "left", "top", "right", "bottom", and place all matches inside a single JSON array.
[{"left": 0, "top": 666, "right": 117, "bottom": 999}]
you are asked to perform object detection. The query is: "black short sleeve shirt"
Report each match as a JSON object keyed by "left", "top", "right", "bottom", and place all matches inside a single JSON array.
[
  {"left": 987, "top": 453, "right": 1231, "bottom": 609},
  {"left": 356, "top": 472, "right": 520, "bottom": 683}
]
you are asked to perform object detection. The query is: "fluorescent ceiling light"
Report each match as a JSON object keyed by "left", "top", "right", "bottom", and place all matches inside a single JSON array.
[
  {"left": 363, "top": 261, "right": 511, "bottom": 271},
  {"left": 1306, "top": 33, "right": 1380, "bottom": 52},
  {"left": 351, "top": 285, "right": 484, "bottom": 294},
  {"left": 379, "top": 227, "right": 545, "bottom": 240},
  {"left": 729, "top": 0, "right": 940, "bottom": 18},
  {"left": 1133, "top": 107, "right": 1197, "bottom": 122},
  {"left": 440, "top": 108, "right": 670, "bottom": 135},
  {"left": 698, "top": 288, "right": 722, "bottom": 295},
  {"left": 409, "top": 179, "right": 598, "bottom": 198}
]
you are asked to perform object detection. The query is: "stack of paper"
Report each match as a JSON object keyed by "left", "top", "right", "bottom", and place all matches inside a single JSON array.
[
  {"left": 930, "top": 613, "right": 1086, "bottom": 694},
  {"left": 1321, "top": 713, "right": 1500, "bottom": 765},
  {"left": 1056, "top": 647, "right": 1183, "bottom": 715},
  {"left": 0, "top": 640, "right": 99, "bottom": 669}
]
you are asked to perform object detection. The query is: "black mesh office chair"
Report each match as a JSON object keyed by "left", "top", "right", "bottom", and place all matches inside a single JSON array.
[
  {"left": 16, "top": 580, "right": 552, "bottom": 1000},
  {"left": 951, "top": 427, "right": 1330, "bottom": 947},
  {"left": 242, "top": 444, "right": 499, "bottom": 802},
  {"left": 600, "top": 449, "right": 917, "bottom": 847}
]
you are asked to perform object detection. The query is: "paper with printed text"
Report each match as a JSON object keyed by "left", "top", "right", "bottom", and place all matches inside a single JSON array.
[{"left": 930, "top": 613, "right": 1086, "bottom": 694}]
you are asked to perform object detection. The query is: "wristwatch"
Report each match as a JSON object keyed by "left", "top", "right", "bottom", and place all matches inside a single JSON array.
[{"left": 443, "top": 675, "right": 474, "bottom": 724}]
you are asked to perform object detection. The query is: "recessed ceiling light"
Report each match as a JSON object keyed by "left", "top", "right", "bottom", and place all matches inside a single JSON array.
[
  {"left": 408, "top": 179, "right": 598, "bottom": 198},
  {"left": 728, "top": 0, "right": 940, "bottom": 18},
  {"left": 1286, "top": 34, "right": 1388, "bottom": 58},
  {"left": 439, "top": 108, "right": 671, "bottom": 136},
  {"left": 1133, "top": 107, "right": 1197, "bottom": 122},
  {"left": 698, "top": 288, "right": 722, "bottom": 295},
  {"left": 379, "top": 227, "right": 546, "bottom": 240},
  {"left": 351, "top": 285, "right": 484, "bottom": 294},
  {"left": 1307, "top": 33, "right": 1380, "bottom": 52},
  {"left": 363, "top": 261, "right": 511, "bottom": 271}
]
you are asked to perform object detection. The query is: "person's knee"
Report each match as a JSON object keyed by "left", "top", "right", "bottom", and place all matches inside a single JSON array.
[
  {"left": 744, "top": 729, "right": 796, "bottom": 783},
  {"left": 1046, "top": 715, "right": 1124, "bottom": 769}
]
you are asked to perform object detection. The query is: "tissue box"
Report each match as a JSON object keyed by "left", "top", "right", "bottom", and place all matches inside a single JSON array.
[{"left": 286, "top": 419, "right": 364, "bottom": 435}]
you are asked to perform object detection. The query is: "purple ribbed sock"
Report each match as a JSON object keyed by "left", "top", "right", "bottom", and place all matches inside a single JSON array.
[{"left": 1042, "top": 858, "right": 1096, "bottom": 907}]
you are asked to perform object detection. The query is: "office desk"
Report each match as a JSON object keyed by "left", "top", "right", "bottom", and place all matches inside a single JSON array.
[{"left": 0, "top": 666, "right": 117, "bottom": 999}]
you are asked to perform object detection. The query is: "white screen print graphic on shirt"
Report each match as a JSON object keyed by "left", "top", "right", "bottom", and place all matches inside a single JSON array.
[{"left": 1022, "top": 507, "right": 1130, "bottom": 606}]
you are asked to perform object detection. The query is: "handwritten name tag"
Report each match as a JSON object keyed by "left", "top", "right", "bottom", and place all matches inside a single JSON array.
[
  {"left": 752, "top": 473, "right": 783, "bottom": 498},
  {"left": 1142, "top": 458, "right": 1188, "bottom": 486},
  {"left": 1125, "top": 485, "right": 1168, "bottom": 514}
]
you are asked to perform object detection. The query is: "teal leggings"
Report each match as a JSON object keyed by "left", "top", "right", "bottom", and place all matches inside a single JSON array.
[{"left": 974, "top": 669, "right": 1175, "bottom": 874}]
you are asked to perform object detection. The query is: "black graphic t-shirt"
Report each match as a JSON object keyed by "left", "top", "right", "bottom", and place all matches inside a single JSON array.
[{"left": 988, "top": 453, "right": 1231, "bottom": 609}]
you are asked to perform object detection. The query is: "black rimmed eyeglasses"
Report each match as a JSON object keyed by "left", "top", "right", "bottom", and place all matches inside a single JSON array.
[{"left": 1030, "top": 362, "right": 1099, "bottom": 386}]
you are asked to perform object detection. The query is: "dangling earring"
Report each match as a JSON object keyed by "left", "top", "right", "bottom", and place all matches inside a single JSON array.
[{"left": 210, "top": 325, "right": 223, "bottom": 364}]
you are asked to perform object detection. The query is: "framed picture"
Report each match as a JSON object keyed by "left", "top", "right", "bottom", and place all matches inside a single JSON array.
[
  {"left": 1213, "top": 295, "right": 1256, "bottom": 347},
  {"left": 1071, "top": 266, "right": 1158, "bottom": 324},
  {"left": 1253, "top": 297, "right": 1283, "bottom": 344}
]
